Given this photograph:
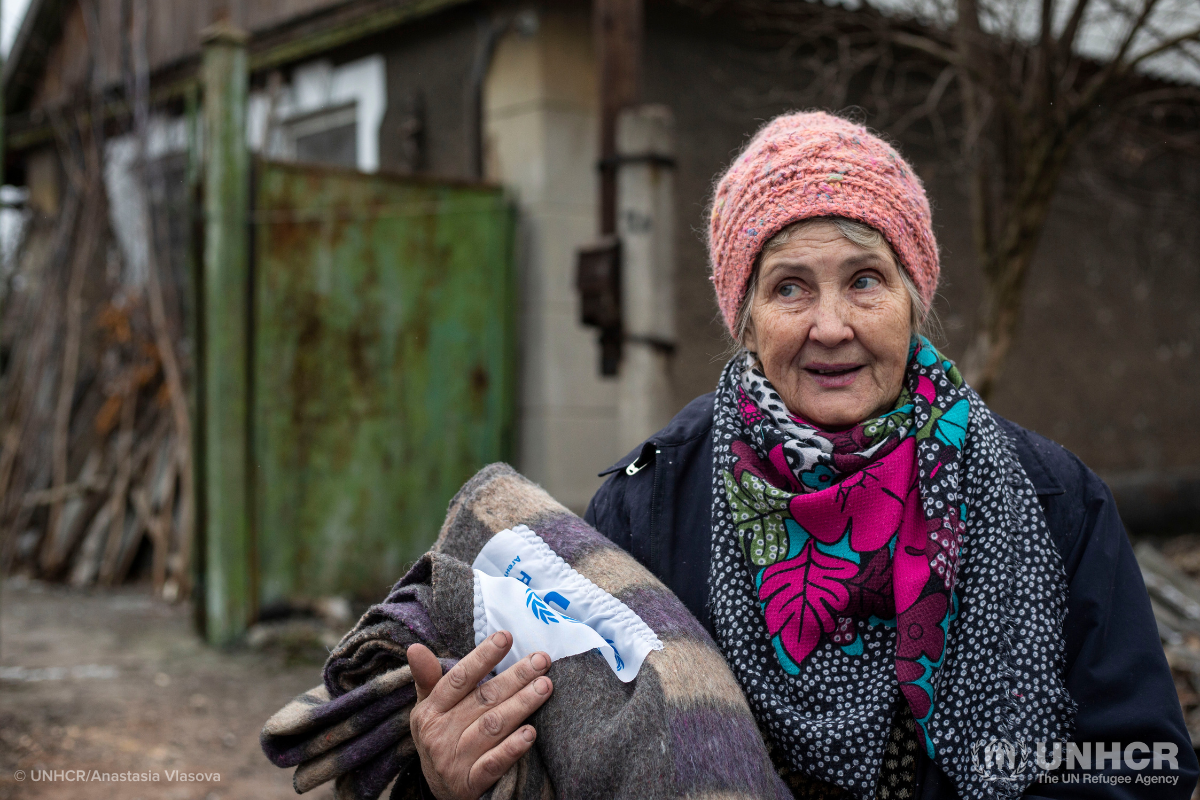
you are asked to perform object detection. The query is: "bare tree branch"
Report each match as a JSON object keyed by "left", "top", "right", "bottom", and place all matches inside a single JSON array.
[
  {"left": 1057, "top": 0, "right": 1096, "bottom": 64},
  {"left": 1085, "top": 0, "right": 1163, "bottom": 94},
  {"left": 1124, "top": 25, "right": 1200, "bottom": 71},
  {"left": 892, "top": 30, "right": 960, "bottom": 64}
]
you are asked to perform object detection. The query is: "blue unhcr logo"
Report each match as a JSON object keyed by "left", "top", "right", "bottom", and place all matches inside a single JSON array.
[
  {"left": 524, "top": 590, "right": 558, "bottom": 625},
  {"left": 604, "top": 639, "right": 625, "bottom": 671}
]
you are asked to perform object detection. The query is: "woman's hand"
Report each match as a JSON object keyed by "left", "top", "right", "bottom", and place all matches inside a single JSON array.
[{"left": 407, "top": 632, "right": 553, "bottom": 800}]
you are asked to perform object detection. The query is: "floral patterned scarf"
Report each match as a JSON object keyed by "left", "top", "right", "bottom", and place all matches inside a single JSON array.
[{"left": 708, "top": 339, "right": 1075, "bottom": 800}]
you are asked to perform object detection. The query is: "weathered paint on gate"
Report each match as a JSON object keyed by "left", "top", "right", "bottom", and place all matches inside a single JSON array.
[{"left": 252, "top": 160, "right": 515, "bottom": 604}]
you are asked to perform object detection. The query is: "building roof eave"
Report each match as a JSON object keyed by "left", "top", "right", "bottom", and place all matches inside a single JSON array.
[
  {"left": 3, "top": 0, "right": 67, "bottom": 116},
  {"left": 3, "top": 0, "right": 481, "bottom": 129}
]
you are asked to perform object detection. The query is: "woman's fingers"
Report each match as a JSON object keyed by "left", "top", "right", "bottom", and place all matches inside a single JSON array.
[
  {"left": 458, "top": 669, "right": 553, "bottom": 754},
  {"left": 407, "top": 643, "right": 443, "bottom": 703},
  {"left": 458, "top": 650, "right": 551, "bottom": 717},
  {"left": 466, "top": 726, "right": 538, "bottom": 797},
  {"left": 407, "top": 637, "right": 553, "bottom": 800},
  {"left": 422, "top": 631, "right": 514, "bottom": 714}
]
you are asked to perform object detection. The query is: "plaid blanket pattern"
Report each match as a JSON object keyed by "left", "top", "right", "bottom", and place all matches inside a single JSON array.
[{"left": 262, "top": 463, "right": 791, "bottom": 800}]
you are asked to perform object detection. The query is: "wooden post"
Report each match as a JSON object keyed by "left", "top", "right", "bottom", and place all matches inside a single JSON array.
[
  {"left": 1, "top": 41, "right": 5, "bottom": 661},
  {"left": 594, "top": 0, "right": 642, "bottom": 237},
  {"left": 185, "top": 81, "right": 207, "bottom": 635},
  {"left": 200, "top": 22, "right": 252, "bottom": 646}
]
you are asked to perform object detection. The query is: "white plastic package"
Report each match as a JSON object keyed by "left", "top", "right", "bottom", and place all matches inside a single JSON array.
[{"left": 471, "top": 525, "right": 663, "bottom": 682}]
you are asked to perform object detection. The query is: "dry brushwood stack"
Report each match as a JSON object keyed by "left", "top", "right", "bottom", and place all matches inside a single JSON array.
[
  {"left": 0, "top": 111, "right": 194, "bottom": 600},
  {"left": 1137, "top": 538, "right": 1200, "bottom": 747}
]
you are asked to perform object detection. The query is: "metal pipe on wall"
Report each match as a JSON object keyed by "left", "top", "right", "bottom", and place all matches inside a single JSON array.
[{"left": 594, "top": 0, "right": 643, "bottom": 237}]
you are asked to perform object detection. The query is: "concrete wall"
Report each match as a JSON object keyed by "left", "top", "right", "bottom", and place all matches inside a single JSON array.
[
  {"left": 641, "top": 7, "right": 1200, "bottom": 481},
  {"left": 615, "top": 106, "right": 677, "bottom": 456},
  {"left": 376, "top": 11, "right": 481, "bottom": 179},
  {"left": 482, "top": 5, "right": 622, "bottom": 512}
]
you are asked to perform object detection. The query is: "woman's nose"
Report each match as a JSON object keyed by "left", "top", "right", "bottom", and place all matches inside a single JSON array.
[{"left": 807, "top": 292, "right": 854, "bottom": 347}]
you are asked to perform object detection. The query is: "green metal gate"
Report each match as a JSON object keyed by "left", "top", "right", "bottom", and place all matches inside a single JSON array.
[{"left": 251, "top": 161, "right": 515, "bottom": 606}]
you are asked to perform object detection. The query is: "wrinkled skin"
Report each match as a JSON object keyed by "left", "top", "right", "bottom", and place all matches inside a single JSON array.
[
  {"left": 743, "top": 221, "right": 912, "bottom": 429},
  {"left": 408, "top": 633, "right": 553, "bottom": 800}
]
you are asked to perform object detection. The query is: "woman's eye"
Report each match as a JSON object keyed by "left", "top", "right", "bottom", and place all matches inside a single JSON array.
[
  {"left": 852, "top": 275, "right": 881, "bottom": 290},
  {"left": 778, "top": 283, "right": 800, "bottom": 298}
]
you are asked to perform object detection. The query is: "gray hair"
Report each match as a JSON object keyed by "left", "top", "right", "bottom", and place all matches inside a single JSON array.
[{"left": 732, "top": 216, "right": 936, "bottom": 348}]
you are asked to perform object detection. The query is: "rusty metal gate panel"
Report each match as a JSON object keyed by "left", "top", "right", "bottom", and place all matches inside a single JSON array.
[{"left": 253, "top": 161, "right": 515, "bottom": 605}]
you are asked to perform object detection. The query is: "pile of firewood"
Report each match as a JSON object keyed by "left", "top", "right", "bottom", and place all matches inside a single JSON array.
[
  {"left": 0, "top": 120, "right": 193, "bottom": 599},
  {"left": 1139, "top": 536, "right": 1200, "bottom": 747}
]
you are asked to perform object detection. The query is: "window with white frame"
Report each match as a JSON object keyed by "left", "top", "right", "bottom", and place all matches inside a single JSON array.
[
  {"left": 249, "top": 55, "right": 386, "bottom": 173},
  {"left": 283, "top": 102, "right": 358, "bottom": 168}
]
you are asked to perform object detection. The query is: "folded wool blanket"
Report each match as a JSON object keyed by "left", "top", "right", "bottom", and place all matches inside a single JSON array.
[{"left": 262, "top": 463, "right": 792, "bottom": 800}]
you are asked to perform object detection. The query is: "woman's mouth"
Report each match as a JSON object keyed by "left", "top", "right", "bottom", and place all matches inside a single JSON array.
[{"left": 804, "top": 363, "right": 864, "bottom": 388}]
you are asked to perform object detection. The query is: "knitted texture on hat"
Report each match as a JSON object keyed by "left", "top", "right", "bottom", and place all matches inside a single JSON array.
[{"left": 709, "top": 111, "right": 939, "bottom": 335}]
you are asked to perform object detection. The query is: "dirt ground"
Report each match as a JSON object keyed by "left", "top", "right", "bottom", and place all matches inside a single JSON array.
[{"left": 0, "top": 578, "right": 338, "bottom": 800}]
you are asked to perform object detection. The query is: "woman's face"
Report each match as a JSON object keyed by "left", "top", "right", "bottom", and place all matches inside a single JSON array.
[{"left": 743, "top": 222, "right": 912, "bottom": 430}]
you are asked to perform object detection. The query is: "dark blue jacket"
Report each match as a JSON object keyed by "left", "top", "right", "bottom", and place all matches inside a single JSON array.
[{"left": 585, "top": 393, "right": 1198, "bottom": 800}]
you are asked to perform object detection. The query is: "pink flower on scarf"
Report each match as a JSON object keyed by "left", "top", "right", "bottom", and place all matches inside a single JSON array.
[
  {"left": 787, "top": 437, "right": 917, "bottom": 551},
  {"left": 894, "top": 517, "right": 932, "bottom": 615},
  {"left": 897, "top": 592, "right": 948, "bottom": 661},
  {"left": 760, "top": 541, "right": 858, "bottom": 665},
  {"left": 895, "top": 592, "right": 950, "bottom": 723},
  {"left": 915, "top": 375, "right": 936, "bottom": 403},
  {"left": 731, "top": 440, "right": 802, "bottom": 493}
]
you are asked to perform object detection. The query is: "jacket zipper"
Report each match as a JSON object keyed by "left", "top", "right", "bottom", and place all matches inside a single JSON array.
[{"left": 648, "top": 447, "right": 663, "bottom": 578}]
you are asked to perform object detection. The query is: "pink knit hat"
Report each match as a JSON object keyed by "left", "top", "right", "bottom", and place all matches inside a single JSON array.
[{"left": 708, "top": 111, "right": 939, "bottom": 335}]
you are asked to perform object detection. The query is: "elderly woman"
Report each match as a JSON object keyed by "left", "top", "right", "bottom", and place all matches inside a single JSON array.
[{"left": 408, "top": 113, "right": 1196, "bottom": 799}]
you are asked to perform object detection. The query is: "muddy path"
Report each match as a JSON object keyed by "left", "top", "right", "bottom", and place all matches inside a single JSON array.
[{"left": 0, "top": 579, "right": 338, "bottom": 800}]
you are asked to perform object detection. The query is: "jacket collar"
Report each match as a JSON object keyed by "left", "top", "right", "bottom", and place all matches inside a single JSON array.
[
  {"left": 991, "top": 413, "right": 1066, "bottom": 497},
  {"left": 599, "top": 394, "right": 1066, "bottom": 497},
  {"left": 599, "top": 392, "right": 716, "bottom": 476}
]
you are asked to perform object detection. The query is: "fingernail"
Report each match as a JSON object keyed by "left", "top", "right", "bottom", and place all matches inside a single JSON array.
[
  {"left": 530, "top": 653, "right": 550, "bottom": 671},
  {"left": 534, "top": 677, "right": 551, "bottom": 695},
  {"left": 522, "top": 727, "right": 536, "bottom": 742},
  {"left": 491, "top": 631, "right": 510, "bottom": 647}
]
